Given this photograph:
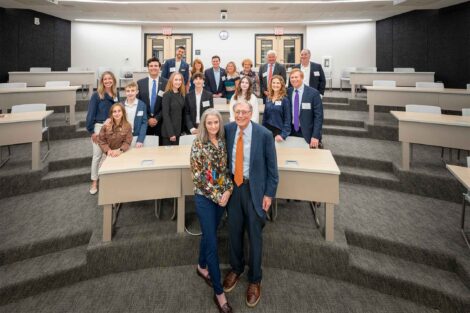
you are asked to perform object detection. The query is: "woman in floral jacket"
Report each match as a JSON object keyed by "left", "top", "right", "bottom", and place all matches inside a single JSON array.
[{"left": 190, "top": 108, "right": 233, "bottom": 313}]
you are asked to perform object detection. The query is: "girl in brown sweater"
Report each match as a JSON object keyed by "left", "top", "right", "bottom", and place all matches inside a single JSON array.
[{"left": 98, "top": 103, "right": 133, "bottom": 158}]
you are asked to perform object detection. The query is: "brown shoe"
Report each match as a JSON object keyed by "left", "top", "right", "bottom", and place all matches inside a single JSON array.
[
  {"left": 223, "top": 271, "right": 241, "bottom": 293},
  {"left": 246, "top": 282, "right": 261, "bottom": 308},
  {"left": 213, "top": 295, "right": 233, "bottom": 313}
]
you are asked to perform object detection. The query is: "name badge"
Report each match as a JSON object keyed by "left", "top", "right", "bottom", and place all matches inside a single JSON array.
[
  {"left": 181, "top": 68, "right": 186, "bottom": 72},
  {"left": 202, "top": 101, "right": 210, "bottom": 107},
  {"left": 170, "top": 67, "right": 176, "bottom": 73},
  {"left": 137, "top": 110, "right": 144, "bottom": 116},
  {"left": 262, "top": 72, "right": 268, "bottom": 78},
  {"left": 275, "top": 101, "right": 282, "bottom": 106},
  {"left": 314, "top": 71, "right": 320, "bottom": 77},
  {"left": 158, "top": 90, "right": 164, "bottom": 97},
  {"left": 302, "top": 102, "right": 311, "bottom": 110},
  {"left": 221, "top": 76, "right": 226, "bottom": 81}
]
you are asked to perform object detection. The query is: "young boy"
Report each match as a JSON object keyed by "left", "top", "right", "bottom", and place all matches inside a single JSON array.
[{"left": 123, "top": 82, "right": 148, "bottom": 147}]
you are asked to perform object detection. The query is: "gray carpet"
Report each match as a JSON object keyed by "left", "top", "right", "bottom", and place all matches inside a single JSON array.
[{"left": 0, "top": 265, "right": 438, "bottom": 313}]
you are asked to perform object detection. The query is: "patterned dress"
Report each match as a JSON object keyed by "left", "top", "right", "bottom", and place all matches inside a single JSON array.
[{"left": 190, "top": 138, "right": 233, "bottom": 203}]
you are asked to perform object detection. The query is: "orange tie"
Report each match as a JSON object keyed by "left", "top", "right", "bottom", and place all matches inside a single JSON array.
[{"left": 234, "top": 131, "right": 244, "bottom": 187}]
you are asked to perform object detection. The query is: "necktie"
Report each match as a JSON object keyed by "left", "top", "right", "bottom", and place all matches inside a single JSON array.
[
  {"left": 268, "top": 64, "right": 273, "bottom": 83},
  {"left": 234, "top": 131, "right": 244, "bottom": 187},
  {"left": 294, "top": 89, "right": 300, "bottom": 132},
  {"left": 150, "top": 79, "right": 157, "bottom": 114}
]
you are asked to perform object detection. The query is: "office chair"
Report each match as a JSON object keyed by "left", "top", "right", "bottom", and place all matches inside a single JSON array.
[{"left": 0, "top": 82, "right": 27, "bottom": 88}]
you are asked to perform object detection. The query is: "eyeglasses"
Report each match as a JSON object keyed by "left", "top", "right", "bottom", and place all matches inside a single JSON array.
[{"left": 234, "top": 110, "right": 252, "bottom": 116}]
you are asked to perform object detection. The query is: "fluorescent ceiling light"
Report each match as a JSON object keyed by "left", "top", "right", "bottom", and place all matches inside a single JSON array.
[
  {"left": 62, "top": 0, "right": 390, "bottom": 4},
  {"left": 75, "top": 18, "right": 373, "bottom": 24}
]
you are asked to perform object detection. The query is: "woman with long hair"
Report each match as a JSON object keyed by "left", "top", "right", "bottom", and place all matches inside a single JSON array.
[
  {"left": 262, "top": 75, "right": 291, "bottom": 142},
  {"left": 85, "top": 71, "right": 119, "bottom": 194},
  {"left": 223, "top": 61, "right": 240, "bottom": 101},
  {"left": 229, "top": 76, "right": 259, "bottom": 123},
  {"left": 98, "top": 103, "right": 133, "bottom": 159},
  {"left": 190, "top": 109, "right": 233, "bottom": 313},
  {"left": 161, "top": 72, "right": 186, "bottom": 145},
  {"left": 189, "top": 58, "right": 204, "bottom": 91}
]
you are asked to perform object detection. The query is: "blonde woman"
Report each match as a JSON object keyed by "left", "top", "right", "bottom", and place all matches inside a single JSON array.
[
  {"left": 190, "top": 108, "right": 233, "bottom": 313},
  {"left": 85, "top": 71, "right": 119, "bottom": 195},
  {"left": 262, "top": 75, "right": 291, "bottom": 142},
  {"left": 189, "top": 59, "right": 204, "bottom": 91},
  {"left": 161, "top": 72, "right": 186, "bottom": 146},
  {"left": 223, "top": 61, "right": 240, "bottom": 101},
  {"left": 229, "top": 76, "right": 259, "bottom": 123}
]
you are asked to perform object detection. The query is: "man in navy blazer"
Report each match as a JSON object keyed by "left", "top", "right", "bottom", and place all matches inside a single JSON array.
[
  {"left": 222, "top": 101, "right": 278, "bottom": 308},
  {"left": 292, "top": 49, "right": 326, "bottom": 96},
  {"left": 161, "top": 46, "right": 190, "bottom": 86},
  {"left": 137, "top": 57, "right": 168, "bottom": 136},
  {"left": 204, "top": 55, "right": 226, "bottom": 98},
  {"left": 287, "top": 69, "right": 324, "bottom": 148},
  {"left": 258, "top": 50, "right": 287, "bottom": 103}
]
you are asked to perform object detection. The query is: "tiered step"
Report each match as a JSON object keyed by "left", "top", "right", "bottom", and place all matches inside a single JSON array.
[
  {"left": 346, "top": 235, "right": 470, "bottom": 313},
  {"left": 0, "top": 246, "right": 89, "bottom": 305}
]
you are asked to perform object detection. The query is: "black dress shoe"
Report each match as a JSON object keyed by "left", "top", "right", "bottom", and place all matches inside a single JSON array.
[
  {"left": 213, "top": 295, "right": 233, "bottom": 313},
  {"left": 196, "top": 267, "right": 212, "bottom": 287}
]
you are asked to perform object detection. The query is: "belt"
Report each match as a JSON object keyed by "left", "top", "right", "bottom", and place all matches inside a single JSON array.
[{"left": 231, "top": 174, "right": 249, "bottom": 184}]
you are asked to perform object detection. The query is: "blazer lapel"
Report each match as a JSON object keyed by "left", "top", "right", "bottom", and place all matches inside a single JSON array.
[{"left": 249, "top": 122, "right": 256, "bottom": 171}]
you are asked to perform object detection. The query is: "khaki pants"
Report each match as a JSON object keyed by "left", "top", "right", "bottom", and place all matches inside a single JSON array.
[{"left": 90, "top": 123, "right": 103, "bottom": 181}]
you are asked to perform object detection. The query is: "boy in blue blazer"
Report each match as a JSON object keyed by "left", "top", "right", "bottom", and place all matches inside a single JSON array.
[{"left": 123, "top": 82, "right": 147, "bottom": 147}]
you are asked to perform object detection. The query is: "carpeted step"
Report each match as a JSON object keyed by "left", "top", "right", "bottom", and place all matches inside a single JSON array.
[
  {"left": 323, "top": 102, "right": 353, "bottom": 110},
  {"left": 323, "top": 96, "right": 349, "bottom": 103},
  {"left": 349, "top": 246, "right": 470, "bottom": 313},
  {"left": 50, "top": 100, "right": 89, "bottom": 113},
  {"left": 0, "top": 245, "right": 88, "bottom": 305},
  {"left": 339, "top": 165, "right": 401, "bottom": 191},
  {"left": 41, "top": 166, "right": 90, "bottom": 189},
  {"left": 324, "top": 118, "right": 365, "bottom": 128},
  {"left": 49, "top": 125, "right": 88, "bottom": 140},
  {"left": 323, "top": 125, "right": 369, "bottom": 137}
]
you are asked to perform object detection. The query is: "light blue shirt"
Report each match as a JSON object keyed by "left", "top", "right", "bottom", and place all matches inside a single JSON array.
[
  {"left": 232, "top": 122, "right": 252, "bottom": 178},
  {"left": 213, "top": 68, "right": 221, "bottom": 90},
  {"left": 291, "top": 84, "right": 305, "bottom": 124}
]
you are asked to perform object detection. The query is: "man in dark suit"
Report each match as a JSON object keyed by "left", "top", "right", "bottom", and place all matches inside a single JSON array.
[
  {"left": 292, "top": 49, "right": 326, "bottom": 96},
  {"left": 184, "top": 72, "right": 214, "bottom": 134},
  {"left": 222, "top": 101, "right": 279, "bottom": 308},
  {"left": 137, "top": 57, "right": 168, "bottom": 136},
  {"left": 258, "top": 50, "right": 287, "bottom": 103},
  {"left": 287, "top": 68, "right": 324, "bottom": 148},
  {"left": 161, "top": 46, "right": 190, "bottom": 86},
  {"left": 204, "top": 55, "right": 226, "bottom": 98}
]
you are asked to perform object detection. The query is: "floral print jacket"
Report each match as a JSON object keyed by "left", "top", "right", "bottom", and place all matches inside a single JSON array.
[{"left": 190, "top": 138, "right": 233, "bottom": 203}]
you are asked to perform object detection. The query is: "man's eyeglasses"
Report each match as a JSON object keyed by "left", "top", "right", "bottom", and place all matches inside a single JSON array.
[{"left": 234, "top": 110, "right": 252, "bottom": 116}]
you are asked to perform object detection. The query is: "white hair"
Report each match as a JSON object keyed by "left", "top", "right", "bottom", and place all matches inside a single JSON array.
[
  {"left": 266, "top": 50, "right": 277, "bottom": 57},
  {"left": 301, "top": 49, "right": 311, "bottom": 55}
]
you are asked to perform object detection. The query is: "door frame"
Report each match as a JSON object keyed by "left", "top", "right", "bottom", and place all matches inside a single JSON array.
[
  {"left": 254, "top": 33, "right": 304, "bottom": 67},
  {"left": 143, "top": 33, "right": 194, "bottom": 67}
]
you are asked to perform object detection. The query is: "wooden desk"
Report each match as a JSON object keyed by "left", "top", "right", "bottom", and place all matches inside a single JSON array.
[
  {"left": 0, "top": 86, "right": 80, "bottom": 125},
  {"left": 391, "top": 111, "right": 470, "bottom": 170},
  {"left": 366, "top": 86, "right": 470, "bottom": 125},
  {"left": 0, "top": 110, "right": 53, "bottom": 170},
  {"left": 350, "top": 72, "right": 434, "bottom": 98},
  {"left": 98, "top": 146, "right": 340, "bottom": 242},
  {"left": 446, "top": 164, "right": 470, "bottom": 248},
  {"left": 8, "top": 71, "right": 95, "bottom": 99}
]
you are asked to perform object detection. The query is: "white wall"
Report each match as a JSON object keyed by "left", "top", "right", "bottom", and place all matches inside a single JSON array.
[
  {"left": 142, "top": 26, "right": 305, "bottom": 69},
  {"left": 71, "top": 22, "right": 142, "bottom": 82},
  {"left": 306, "top": 22, "right": 376, "bottom": 88}
]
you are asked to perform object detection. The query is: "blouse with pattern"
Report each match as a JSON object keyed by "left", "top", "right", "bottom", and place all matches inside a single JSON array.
[{"left": 190, "top": 138, "right": 233, "bottom": 204}]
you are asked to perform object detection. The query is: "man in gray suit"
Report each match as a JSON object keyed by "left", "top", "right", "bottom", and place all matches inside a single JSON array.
[
  {"left": 223, "top": 101, "right": 279, "bottom": 308},
  {"left": 258, "top": 50, "right": 287, "bottom": 103}
]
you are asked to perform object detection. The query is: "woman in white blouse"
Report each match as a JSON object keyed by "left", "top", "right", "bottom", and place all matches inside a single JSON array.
[{"left": 229, "top": 76, "right": 260, "bottom": 123}]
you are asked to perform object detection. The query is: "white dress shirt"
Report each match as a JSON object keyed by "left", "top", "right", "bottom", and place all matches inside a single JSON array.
[
  {"left": 300, "top": 63, "right": 310, "bottom": 86},
  {"left": 125, "top": 98, "right": 138, "bottom": 130},
  {"left": 229, "top": 94, "right": 260, "bottom": 124}
]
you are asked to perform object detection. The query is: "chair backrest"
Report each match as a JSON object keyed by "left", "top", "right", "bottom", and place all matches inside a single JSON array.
[
  {"left": 394, "top": 67, "right": 415, "bottom": 73},
  {"left": 213, "top": 98, "right": 227, "bottom": 105},
  {"left": 0, "top": 82, "right": 27, "bottom": 88},
  {"left": 179, "top": 134, "right": 197, "bottom": 146},
  {"left": 30, "top": 67, "right": 51, "bottom": 72},
  {"left": 356, "top": 67, "right": 377, "bottom": 73},
  {"left": 462, "top": 108, "right": 470, "bottom": 116},
  {"left": 405, "top": 104, "right": 441, "bottom": 114},
  {"left": 341, "top": 67, "right": 356, "bottom": 78},
  {"left": 373, "top": 80, "right": 396, "bottom": 87},
  {"left": 131, "top": 136, "right": 159, "bottom": 147},
  {"left": 415, "top": 82, "right": 444, "bottom": 89},
  {"left": 45, "top": 81, "right": 70, "bottom": 87},
  {"left": 11, "top": 103, "right": 47, "bottom": 113},
  {"left": 275, "top": 136, "right": 309, "bottom": 149}
]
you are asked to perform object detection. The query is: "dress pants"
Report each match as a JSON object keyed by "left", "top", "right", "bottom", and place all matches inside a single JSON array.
[
  {"left": 195, "top": 194, "right": 225, "bottom": 295},
  {"left": 90, "top": 123, "right": 104, "bottom": 181},
  {"left": 227, "top": 182, "right": 265, "bottom": 283},
  {"left": 160, "top": 136, "right": 180, "bottom": 146}
]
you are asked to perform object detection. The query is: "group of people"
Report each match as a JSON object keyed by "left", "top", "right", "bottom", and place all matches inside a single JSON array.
[{"left": 85, "top": 47, "right": 325, "bottom": 312}]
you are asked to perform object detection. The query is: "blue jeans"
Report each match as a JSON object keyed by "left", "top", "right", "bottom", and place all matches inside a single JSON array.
[{"left": 195, "top": 194, "right": 225, "bottom": 295}]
